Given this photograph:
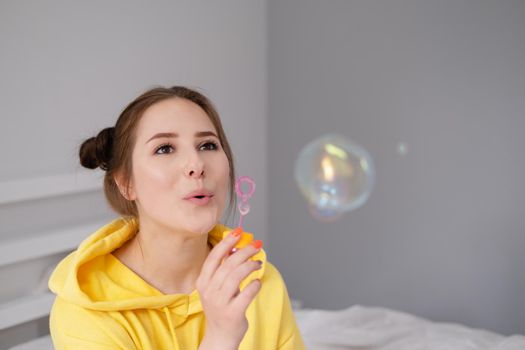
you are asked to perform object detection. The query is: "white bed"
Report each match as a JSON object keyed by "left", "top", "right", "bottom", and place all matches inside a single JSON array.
[{"left": 293, "top": 304, "right": 525, "bottom": 350}]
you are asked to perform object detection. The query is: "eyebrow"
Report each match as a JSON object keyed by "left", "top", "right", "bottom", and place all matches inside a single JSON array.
[{"left": 146, "top": 131, "right": 219, "bottom": 144}]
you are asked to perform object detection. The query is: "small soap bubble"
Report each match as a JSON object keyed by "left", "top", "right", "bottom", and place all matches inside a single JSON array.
[
  {"left": 397, "top": 142, "right": 408, "bottom": 156},
  {"left": 294, "top": 134, "right": 375, "bottom": 221}
]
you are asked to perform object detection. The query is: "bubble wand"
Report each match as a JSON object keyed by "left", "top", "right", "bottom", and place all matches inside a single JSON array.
[
  {"left": 229, "top": 176, "right": 257, "bottom": 254},
  {"left": 235, "top": 176, "right": 256, "bottom": 229}
]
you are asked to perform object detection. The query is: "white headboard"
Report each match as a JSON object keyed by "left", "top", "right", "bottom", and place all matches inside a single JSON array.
[{"left": 0, "top": 170, "right": 106, "bottom": 347}]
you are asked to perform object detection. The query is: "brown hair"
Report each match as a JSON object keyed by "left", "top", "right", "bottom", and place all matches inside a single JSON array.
[{"left": 79, "top": 86, "right": 236, "bottom": 220}]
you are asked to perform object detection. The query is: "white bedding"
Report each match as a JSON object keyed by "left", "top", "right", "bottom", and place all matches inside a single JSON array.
[{"left": 294, "top": 305, "right": 525, "bottom": 350}]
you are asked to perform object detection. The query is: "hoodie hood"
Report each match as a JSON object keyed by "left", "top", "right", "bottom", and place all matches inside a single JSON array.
[{"left": 48, "top": 217, "right": 267, "bottom": 321}]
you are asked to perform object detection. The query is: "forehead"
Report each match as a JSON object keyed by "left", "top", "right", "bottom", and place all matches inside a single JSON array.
[{"left": 136, "top": 98, "right": 216, "bottom": 139}]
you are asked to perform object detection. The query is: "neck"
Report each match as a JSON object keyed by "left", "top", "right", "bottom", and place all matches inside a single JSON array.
[{"left": 118, "top": 220, "right": 213, "bottom": 295}]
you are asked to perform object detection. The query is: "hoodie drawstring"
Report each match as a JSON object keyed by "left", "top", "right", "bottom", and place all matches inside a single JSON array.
[{"left": 163, "top": 307, "right": 180, "bottom": 350}]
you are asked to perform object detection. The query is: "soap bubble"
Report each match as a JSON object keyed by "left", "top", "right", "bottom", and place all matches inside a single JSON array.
[
  {"left": 294, "top": 134, "right": 375, "bottom": 221},
  {"left": 396, "top": 142, "right": 408, "bottom": 156}
]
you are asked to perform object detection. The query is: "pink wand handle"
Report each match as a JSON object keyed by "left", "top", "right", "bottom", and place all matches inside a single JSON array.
[{"left": 235, "top": 176, "right": 256, "bottom": 229}]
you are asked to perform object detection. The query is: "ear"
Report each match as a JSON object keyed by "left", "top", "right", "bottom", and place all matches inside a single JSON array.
[{"left": 113, "top": 171, "right": 136, "bottom": 201}]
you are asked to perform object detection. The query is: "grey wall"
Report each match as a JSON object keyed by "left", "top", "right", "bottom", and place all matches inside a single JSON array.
[{"left": 268, "top": 0, "right": 525, "bottom": 335}]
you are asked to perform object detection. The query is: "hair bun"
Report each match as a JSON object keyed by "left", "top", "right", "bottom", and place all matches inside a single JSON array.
[{"left": 79, "top": 127, "right": 115, "bottom": 171}]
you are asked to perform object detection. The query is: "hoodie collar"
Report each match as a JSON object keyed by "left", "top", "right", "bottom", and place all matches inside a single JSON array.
[{"left": 49, "top": 217, "right": 267, "bottom": 318}]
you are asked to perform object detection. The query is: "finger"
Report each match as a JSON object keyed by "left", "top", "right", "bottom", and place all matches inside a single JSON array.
[
  {"left": 220, "top": 260, "right": 262, "bottom": 302},
  {"left": 211, "top": 241, "right": 262, "bottom": 291},
  {"left": 198, "top": 228, "right": 242, "bottom": 286},
  {"left": 230, "top": 279, "right": 262, "bottom": 312},
  {"left": 227, "top": 240, "right": 263, "bottom": 265}
]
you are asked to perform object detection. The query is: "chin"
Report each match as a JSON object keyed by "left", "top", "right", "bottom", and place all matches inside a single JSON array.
[
  {"left": 187, "top": 223, "right": 216, "bottom": 235},
  {"left": 170, "top": 201, "right": 225, "bottom": 235},
  {"left": 184, "top": 213, "right": 220, "bottom": 235}
]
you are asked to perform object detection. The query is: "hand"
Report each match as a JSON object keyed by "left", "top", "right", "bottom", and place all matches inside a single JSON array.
[{"left": 196, "top": 228, "right": 263, "bottom": 346}]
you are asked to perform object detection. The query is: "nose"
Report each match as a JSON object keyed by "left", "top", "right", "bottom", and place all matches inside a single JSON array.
[{"left": 184, "top": 153, "right": 205, "bottom": 179}]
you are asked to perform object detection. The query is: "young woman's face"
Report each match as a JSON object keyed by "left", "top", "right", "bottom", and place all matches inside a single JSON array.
[{"left": 128, "top": 98, "right": 230, "bottom": 235}]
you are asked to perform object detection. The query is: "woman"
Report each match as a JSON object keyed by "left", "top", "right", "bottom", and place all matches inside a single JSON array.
[{"left": 48, "top": 86, "right": 305, "bottom": 349}]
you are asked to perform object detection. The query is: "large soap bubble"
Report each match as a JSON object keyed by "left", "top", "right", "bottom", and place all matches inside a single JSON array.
[{"left": 294, "top": 134, "right": 375, "bottom": 221}]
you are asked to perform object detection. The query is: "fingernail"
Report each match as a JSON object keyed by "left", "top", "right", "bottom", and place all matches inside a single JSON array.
[
  {"left": 231, "top": 227, "right": 243, "bottom": 237},
  {"left": 251, "top": 240, "right": 263, "bottom": 249}
]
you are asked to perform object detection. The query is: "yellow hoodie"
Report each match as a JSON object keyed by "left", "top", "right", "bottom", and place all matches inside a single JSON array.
[{"left": 48, "top": 217, "right": 305, "bottom": 349}]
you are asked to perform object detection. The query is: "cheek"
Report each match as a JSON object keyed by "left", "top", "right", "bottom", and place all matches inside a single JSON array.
[
  {"left": 217, "top": 154, "right": 230, "bottom": 185},
  {"left": 209, "top": 153, "right": 230, "bottom": 194},
  {"left": 133, "top": 159, "right": 174, "bottom": 198}
]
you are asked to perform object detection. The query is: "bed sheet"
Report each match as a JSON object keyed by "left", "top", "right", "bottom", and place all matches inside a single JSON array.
[{"left": 294, "top": 305, "right": 525, "bottom": 350}]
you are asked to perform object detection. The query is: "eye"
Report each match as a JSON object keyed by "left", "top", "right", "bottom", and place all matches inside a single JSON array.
[
  {"left": 199, "top": 140, "right": 219, "bottom": 151},
  {"left": 155, "top": 143, "right": 174, "bottom": 155}
]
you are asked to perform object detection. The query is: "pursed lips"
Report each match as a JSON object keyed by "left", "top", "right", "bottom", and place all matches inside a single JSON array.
[
  {"left": 184, "top": 191, "right": 213, "bottom": 199},
  {"left": 183, "top": 189, "right": 214, "bottom": 204}
]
